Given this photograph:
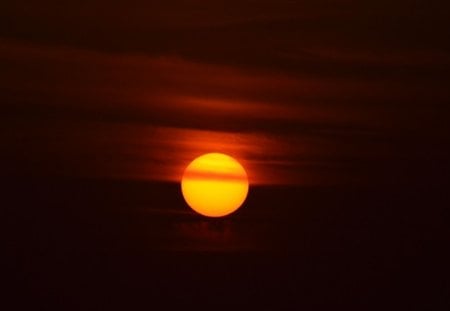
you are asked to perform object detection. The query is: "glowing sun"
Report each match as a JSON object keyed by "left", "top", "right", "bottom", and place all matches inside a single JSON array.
[{"left": 181, "top": 153, "right": 249, "bottom": 217}]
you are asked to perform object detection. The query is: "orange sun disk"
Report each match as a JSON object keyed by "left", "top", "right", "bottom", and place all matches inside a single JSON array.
[{"left": 181, "top": 153, "right": 249, "bottom": 217}]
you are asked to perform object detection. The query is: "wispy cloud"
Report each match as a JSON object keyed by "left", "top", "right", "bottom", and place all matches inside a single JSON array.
[
  {"left": 2, "top": 39, "right": 449, "bottom": 186},
  {"left": 2, "top": 39, "right": 415, "bottom": 128}
]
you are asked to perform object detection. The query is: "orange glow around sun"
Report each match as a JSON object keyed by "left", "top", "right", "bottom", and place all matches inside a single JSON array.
[{"left": 181, "top": 153, "right": 249, "bottom": 217}]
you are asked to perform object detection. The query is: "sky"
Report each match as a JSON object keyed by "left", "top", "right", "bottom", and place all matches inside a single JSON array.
[
  {"left": 2, "top": 1, "right": 449, "bottom": 186},
  {"left": 3, "top": 1, "right": 449, "bottom": 309}
]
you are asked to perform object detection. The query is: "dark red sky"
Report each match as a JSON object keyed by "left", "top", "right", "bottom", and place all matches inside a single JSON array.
[
  {"left": 3, "top": 1, "right": 449, "bottom": 309},
  {"left": 2, "top": 0, "right": 449, "bottom": 186}
]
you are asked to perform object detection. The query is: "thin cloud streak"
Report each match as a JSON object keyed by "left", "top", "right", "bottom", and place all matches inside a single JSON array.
[{"left": 5, "top": 38, "right": 446, "bottom": 130}]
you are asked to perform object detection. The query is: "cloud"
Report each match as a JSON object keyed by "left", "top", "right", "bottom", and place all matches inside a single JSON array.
[
  {"left": 2, "top": 39, "right": 449, "bottom": 186},
  {"left": 1, "top": 38, "right": 413, "bottom": 129}
]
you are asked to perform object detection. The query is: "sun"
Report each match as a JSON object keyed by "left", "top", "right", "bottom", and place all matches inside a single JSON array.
[{"left": 181, "top": 153, "right": 249, "bottom": 217}]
